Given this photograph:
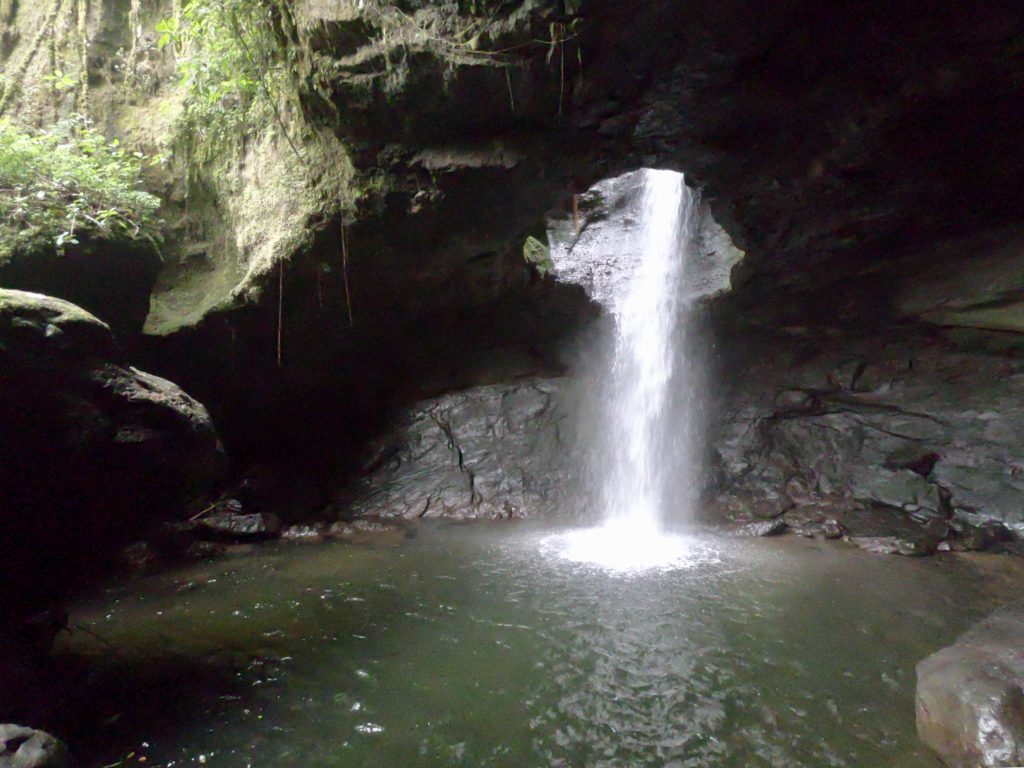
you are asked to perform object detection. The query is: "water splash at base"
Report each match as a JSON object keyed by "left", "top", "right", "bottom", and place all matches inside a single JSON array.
[{"left": 541, "top": 522, "right": 718, "bottom": 575}]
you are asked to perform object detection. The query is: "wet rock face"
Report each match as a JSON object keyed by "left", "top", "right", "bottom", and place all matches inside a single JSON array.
[
  {"left": 345, "top": 379, "right": 575, "bottom": 520},
  {"left": 132, "top": 0, "right": 1024, "bottom": 466},
  {"left": 0, "top": 289, "right": 225, "bottom": 610},
  {"left": 917, "top": 602, "right": 1024, "bottom": 767},
  {"left": 0, "top": 724, "right": 68, "bottom": 768},
  {"left": 712, "top": 329, "right": 1024, "bottom": 547},
  {"left": 548, "top": 170, "right": 744, "bottom": 307}
]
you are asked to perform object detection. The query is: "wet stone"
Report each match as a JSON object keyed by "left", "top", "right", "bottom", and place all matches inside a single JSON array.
[
  {"left": 822, "top": 519, "right": 844, "bottom": 540},
  {"left": 281, "top": 524, "right": 327, "bottom": 543},
  {"left": 962, "top": 521, "right": 1015, "bottom": 553},
  {"left": 736, "top": 520, "right": 789, "bottom": 537},
  {"left": 0, "top": 725, "right": 68, "bottom": 768},
  {"left": 917, "top": 602, "right": 1024, "bottom": 767},
  {"left": 849, "top": 535, "right": 934, "bottom": 557},
  {"left": 195, "top": 512, "right": 283, "bottom": 542}
]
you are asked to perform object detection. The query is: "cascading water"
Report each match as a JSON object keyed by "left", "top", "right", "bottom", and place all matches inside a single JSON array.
[
  {"left": 545, "top": 168, "right": 715, "bottom": 572},
  {"left": 600, "top": 169, "right": 699, "bottom": 532}
]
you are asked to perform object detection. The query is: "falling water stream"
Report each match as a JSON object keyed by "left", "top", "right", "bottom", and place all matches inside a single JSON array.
[
  {"left": 602, "top": 169, "right": 697, "bottom": 530},
  {"left": 548, "top": 169, "right": 707, "bottom": 571}
]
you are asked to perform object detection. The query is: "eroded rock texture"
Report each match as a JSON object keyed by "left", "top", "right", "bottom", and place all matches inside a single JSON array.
[{"left": 713, "top": 328, "right": 1024, "bottom": 550}]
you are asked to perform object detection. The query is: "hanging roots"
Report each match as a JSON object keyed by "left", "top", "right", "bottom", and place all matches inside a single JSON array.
[
  {"left": 276, "top": 259, "right": 284, "bottom": 368},
  {"left": 341, "top": 222, "right": 353, "bottom": 326}
]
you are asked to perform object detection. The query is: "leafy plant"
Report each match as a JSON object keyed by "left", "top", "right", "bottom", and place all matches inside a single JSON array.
[
  {"left": 160, "top": 0, "right": 301, "bottom": 164},
  {"left": 41, "top": 69, "right": 78, "bottom": 93},
  {"left": 0, "top": 115, "right": 161, "bottom": 258}
]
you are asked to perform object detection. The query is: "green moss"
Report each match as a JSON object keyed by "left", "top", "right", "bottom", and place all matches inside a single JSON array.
[
  {"left": 523, "top": 235, "right": 553, "bottom": 275},
  {"left": 0, "top": 115, "right": 161, "bottom": 261}
]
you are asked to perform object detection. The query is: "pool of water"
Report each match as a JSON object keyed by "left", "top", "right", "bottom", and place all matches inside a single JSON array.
[{"left": 61, "top": 522, "right": 1018, "bottom": 767}]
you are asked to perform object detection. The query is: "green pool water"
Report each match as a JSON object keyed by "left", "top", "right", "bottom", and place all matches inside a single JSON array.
[{"left": 63, "top": 522, "right": 1013, "bottom": 768}]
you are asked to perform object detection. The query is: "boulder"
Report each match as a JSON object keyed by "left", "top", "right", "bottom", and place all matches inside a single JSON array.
[
  {"left": 195, "top": 512, "right": 283, "bottom": 541},
  {"left": 917, "top": 602, "right": 1024, "bottom": 767},
  {"left": 0, "top": 289, "right": 225, "bottom": 610},
  {"left": 0, "top": 725, "right": 68, "bottom": 768},
  {"left": 735, "top": 520, "right": 789, "bottom": 537}
]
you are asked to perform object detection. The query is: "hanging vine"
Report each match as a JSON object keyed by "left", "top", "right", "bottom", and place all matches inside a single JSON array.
[
  {"left": 341, "top": 221, "right": 353, "bottom": 326},
  {"left": 76, "top": 0, "right": 88, "bottom": 113},
  {"left": 0, "top": 0, "right": 66, "bottom": 116},
  {"left": 125, "top": 0, "right": 140, "bottom": 83}
]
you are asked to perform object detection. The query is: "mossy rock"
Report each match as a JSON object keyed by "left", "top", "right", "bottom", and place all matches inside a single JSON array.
[{"left": 0, "top": 235, "right": 161, "bottom": 339}]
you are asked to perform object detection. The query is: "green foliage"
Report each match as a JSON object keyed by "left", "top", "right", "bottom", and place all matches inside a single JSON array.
[
  {"left": 523, "top": 235, "right": 554, "bottom": 276},
  {"left": 41, "top": 69, "right": 78, "bottom": 94},
  {"left": 0, "top": 115, "right": 161, "bottom": 257},
  {"left": 162, "top": 0, "right": 298, "bottom": 162}
]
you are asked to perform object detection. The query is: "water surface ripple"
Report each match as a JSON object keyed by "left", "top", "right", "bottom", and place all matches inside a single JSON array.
[{"left": 66, "top": 524, "right": 1000, "bottom": 767}]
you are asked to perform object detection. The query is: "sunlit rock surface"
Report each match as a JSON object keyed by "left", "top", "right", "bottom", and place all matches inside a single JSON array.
[
  {"left": 917, "top": 602, "right": 1024, "bottom": 767},
  {"left": 548, "top": 169, "right": 744, "bottom": 307}
]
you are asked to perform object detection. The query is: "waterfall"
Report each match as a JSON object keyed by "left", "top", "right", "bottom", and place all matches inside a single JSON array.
[
  {"left": 599, "top": 169, "right": 699, "bottom": 532},
  {"left": 543, "top": 168, "right": 713, "bottom": 572}
]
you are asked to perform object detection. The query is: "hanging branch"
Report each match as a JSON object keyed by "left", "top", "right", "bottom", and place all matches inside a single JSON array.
[
  {"left": 505, "top": 66, "right": 515, "bottom": 112},
  {"left": 558, "top": 31, "right": 564, "bottom": 117}
]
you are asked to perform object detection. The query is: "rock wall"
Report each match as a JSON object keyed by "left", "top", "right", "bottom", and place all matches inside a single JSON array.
[
  {"left": 343, "top": 378, "right": 577, "bottom": 520},
  {"left": 4, "top": 0, "right": 1024, "bottom": 538},
  {"left": 711, "top": 324, "right": 1024, "bottom": 548}
]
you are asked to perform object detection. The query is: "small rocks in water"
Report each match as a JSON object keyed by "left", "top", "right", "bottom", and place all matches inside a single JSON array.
[
  {"left": 120, "top": 540, "right": 158, "bottom": 570},
  {"left": 822, "top": 518, "right": 844, "bottom": 540},
  {"left": 195, "top": 512, "right": 283, "bottom": 542},
  {"left": 961, "top": 521, "right": 1014, "bottom": 552},
  {"left": 184, "top": 540, "right": 225, "bottom": 560},
  {"left": 0, "top": 725, "right": 68, "bottom": 768},
  {"left": 327, "top": 518, "right": 409, "bottom": 546},
  {"left": 737, "top": 520, "right": 789, "bottom": 537},
  {"left": 281, "top": 524, "right": 326, "bottom": 543},
  {"left": 849, "top": 535, "right": 932, "bottom": 556}
]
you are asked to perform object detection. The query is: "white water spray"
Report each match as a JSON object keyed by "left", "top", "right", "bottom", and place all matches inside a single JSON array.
[
  {"left": 546, "top": 169, "right": 710, "bottom": 572},
  {"left": 600, "top": 169, "right": 699, "bottom": 532}
]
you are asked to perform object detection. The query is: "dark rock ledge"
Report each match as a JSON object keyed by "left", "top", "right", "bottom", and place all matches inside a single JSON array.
[{"left": 0, "top": 288, "right": 225, "bottom": 613}]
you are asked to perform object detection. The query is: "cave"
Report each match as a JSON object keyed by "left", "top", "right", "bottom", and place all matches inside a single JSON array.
[{"left": 2, "top": 1, "right": 1024, "bottom": 766}]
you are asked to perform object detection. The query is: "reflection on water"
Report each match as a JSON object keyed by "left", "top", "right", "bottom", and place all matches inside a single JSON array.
[{"left": 62, "top": 523, "right": 1009, "bottom": 767}]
